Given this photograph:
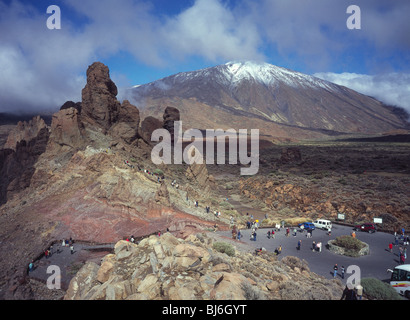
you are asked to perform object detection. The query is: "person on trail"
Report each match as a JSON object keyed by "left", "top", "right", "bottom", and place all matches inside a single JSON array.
[
  {"left": 333, "top": 264, "right": 338, "bottom": 278},
  {"left": 271, "top": 230, "right": 275, "bottom": 239},
  {"left": 389, "top": 242, "right": 393, "bottom": 253},
  {"left": 274, "top": 245, "right": 282, "bottom": 255},
  {"left": 267, "top": 230, "right": 271, "bottom": 239},
  {"left": 297, "top": 240, "right": 302, "bottom": 250},
  {"left": 293, "top": 228, "right": 297, "bottom": 237},
  {"left": 237, "top": 230, "right": 241, "bottom": 240},
  {"left": 28, "top": 260, "right": 34, "bottom": 272},
  {"left": 341, "top": 266, "right": 345, "bottom": 279},
  {"left": 70, "top": 244, "right": 74, "bottom": 254},
  {"left": 312, "top": 241, "right": 316, "bottom": 252},
  {"left": 317, "top": 242, "right": 322, "bottom": 252}
]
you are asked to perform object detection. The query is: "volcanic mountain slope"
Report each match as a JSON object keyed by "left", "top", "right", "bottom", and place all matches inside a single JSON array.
[
  {"left": 0, "top": 62, "right": 228, "bottom": 299},
  {"left": 129, "top": 61, "right": 408, "bottom": 140}
]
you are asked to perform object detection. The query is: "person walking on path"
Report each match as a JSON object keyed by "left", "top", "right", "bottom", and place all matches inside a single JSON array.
[
  {"left": 312, "top": 241, "right": 316, "bottom": 252},
  {"left": 389, "top": 242, "right": 393, "bottom": 253},
  {"left": 333, "top": 264, "right": 338, "bottom": 278},
  {"left": 297, "top": 240, "right": 302, "bottom": 251},
  {"left": 341, "top": 266, "right": 345, "bottom": 279},
  {"left": 70, "top": 244, "right": 74, "bottom": 254}
]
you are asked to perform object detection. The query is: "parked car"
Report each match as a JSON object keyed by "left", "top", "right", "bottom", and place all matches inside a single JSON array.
[
  {"left": 354, "top": 223, "right": 377, "bottom": 233},
  {"left": 298, "top": 222, "right": 315, "bottom": 230},
  {"left": 313, "top": 219, "right": 332, "bottom": 231}
]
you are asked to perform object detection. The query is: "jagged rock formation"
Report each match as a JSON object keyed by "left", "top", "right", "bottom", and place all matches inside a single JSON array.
[
  {"left": 48, "top": 107, "right": 84, "bottom": 152},
  {"left": 185, "top": 162, "right": 216, "bottom": 193},
  {"left": 81, "top": 62, "right": 121, "bottom": 132},
  {"left": 139, "top": 116, "right": 163, "bottom": 145},
  {"left": 4, "top": 116, "right": 47, "bottom": 151},
  {"left": 109, "top": 100, "right": 141, "bottom": 144},
  {"left": 64, "top": 232, "right": 344, "bottom": 300},
  {"left": 0, "top": 117, "right": 49, "bottom": 205},
  {"left": 163, "top": 106, "right": 180, "bottom": 143},
  {"left": 60, "top": 101, "right": 82, "bottom": 114}
]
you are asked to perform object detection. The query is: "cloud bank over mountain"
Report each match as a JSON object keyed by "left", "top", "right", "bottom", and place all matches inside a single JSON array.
[{"left": 314, "top": 72, "right": 410, "bottom": 114}]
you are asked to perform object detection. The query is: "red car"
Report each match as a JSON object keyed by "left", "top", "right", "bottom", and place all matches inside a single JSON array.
[{"left": 354, "top": 223, "right": 377, "bottom": 233}]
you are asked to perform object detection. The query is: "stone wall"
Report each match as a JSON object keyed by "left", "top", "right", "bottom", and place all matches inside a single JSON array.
[{"left": 327, "top": 239, "right": 369, "bottom": 257}]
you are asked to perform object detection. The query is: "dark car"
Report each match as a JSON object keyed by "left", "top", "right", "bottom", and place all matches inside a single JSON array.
[
  {"left": 298, "top": 222, "right": 315, "bottom": 230},
  {"left": 354, "top": 223, "right": 377, "bottom": 233}
]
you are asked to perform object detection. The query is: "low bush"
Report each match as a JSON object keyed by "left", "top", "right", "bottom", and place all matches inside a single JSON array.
[
  {"left": 361, "top": 278, "right": 403, "bottom": 300},
  {"left": 333, "top": 235, "right": 365, "bottom": 251},
  {"left": 212, "top": 241, "right": 235, "bottom": 257}
]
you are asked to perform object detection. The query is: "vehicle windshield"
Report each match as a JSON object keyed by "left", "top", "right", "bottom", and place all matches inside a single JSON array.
[{"left": 391, "top": 268, "right": 410, "bottom": 282}]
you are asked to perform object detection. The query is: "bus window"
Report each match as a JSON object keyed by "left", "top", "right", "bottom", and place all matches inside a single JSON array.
[{"left": 391, "top": 269, "right": 406, "bottom": 281}]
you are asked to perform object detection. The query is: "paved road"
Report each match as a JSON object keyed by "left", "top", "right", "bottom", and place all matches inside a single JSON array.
[
  {"left": 28, "top": 242, "right": 114, "bottom": 290},
  {"left": 219, "top": 224, "right": 407, "bottom": 284}
]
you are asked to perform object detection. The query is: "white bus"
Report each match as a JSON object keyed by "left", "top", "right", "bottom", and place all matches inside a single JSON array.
[{"left": 387, "top": 264, "right": 410, "bottom": 298}]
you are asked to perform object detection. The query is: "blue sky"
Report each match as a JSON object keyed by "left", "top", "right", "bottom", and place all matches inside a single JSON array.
[{"left": 0, "top": 0, "right": 409, "bottom": 114}]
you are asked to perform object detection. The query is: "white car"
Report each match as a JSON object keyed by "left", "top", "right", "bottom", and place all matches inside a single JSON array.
[{"left": 313, "top": 219, "right": 332, "bottom": 231}]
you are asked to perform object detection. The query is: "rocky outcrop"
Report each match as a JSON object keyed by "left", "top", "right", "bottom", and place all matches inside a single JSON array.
[
  {"left": 154, "top": 181, "right": 171, "bottom": 207},
  {"left": 139, "top": 116, "right": 163, "bottom": 145},
  {"left": 60, "top": 101, "right": 82, "bottom": 114},
  {"left": 0, "top": 118, "right": 49, "bottom": 205},
  {"left": 80, "top": 62, "right": 121, "bottom": 132},
  {"left": 48, "top": 107, "right": 85, "bottom": 151},
  {"left": 163, "top": 106, "right": 180, "bottom": 143},
  {"left": 64, "top": 232, "right": 344, "bottom": 300},
  {"left": 4, "top": 116, "right": 48, "bottom": 151},
  {"left": 109, "top": 100, "right": 140, "bottom": 144},
  {"left": 185, "top": 162, "right": 216, "bottom": 193}
]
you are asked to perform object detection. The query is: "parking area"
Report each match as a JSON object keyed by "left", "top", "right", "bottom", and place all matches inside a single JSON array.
[{"left": 218, "top": 223, "right": 407, "bottom": 283}]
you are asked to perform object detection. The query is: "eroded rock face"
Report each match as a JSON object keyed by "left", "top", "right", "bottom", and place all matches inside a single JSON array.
[
  {"left": 4, "top": 116, "right": 47, "bottom": 151},
  {"left": 81, "top": 62, "right": 121, "bottom": 132},
  {"left": 48, "top": 107, "right": 84, "bottom": 151},
  {"left": 140, "top": 116, "right": 163, "bottom": 145},
  {"left": 109, "top": 100, "right": 140, "bottom": 144},
  {"left": 0, "top": 118, "right": 49, "bottom": 205},
  {"left": 163, "top": 106, "right": 180, "bottom": 143}
]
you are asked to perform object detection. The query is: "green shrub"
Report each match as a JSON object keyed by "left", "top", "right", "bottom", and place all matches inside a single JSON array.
[
  {"left": 333, "top": 235, "right": 365, "bottom": 251},
  {"left": 213, "top": 241, "right": 235, "bottom": 257},
  {"left": 361, "top": 278, "right": 403, "bottom": 300}
]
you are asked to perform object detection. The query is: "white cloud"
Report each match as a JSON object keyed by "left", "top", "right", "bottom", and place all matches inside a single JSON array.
[
  {"left": 162, "top": 0, "right": 264, "bottom": 62},
  {"left": 314, "top": 72, "right": 410, "bottom": 113},
  {"left": 0, "top": 0, "right": 409, "bottom": 114}
]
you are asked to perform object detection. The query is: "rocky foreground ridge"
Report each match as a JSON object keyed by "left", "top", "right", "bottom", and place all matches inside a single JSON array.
[{"left": 64, "top": 232, "right": 344, "bottom": 300}]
